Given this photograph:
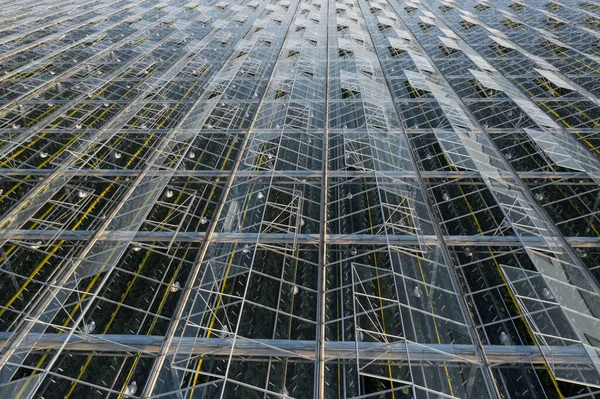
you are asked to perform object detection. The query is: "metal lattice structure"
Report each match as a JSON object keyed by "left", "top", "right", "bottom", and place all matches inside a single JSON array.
[{"left": 2, "top": 0, "right": 600, "bottom": 397}]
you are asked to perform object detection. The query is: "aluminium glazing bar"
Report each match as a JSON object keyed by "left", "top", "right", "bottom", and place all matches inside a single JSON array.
[{"left": 0, "top": 333, "right": 591, "bottom": 365}]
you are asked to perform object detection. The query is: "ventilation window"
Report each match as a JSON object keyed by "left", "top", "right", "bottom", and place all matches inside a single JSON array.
[
  {"left": 585, "top": 333, "right": 600, "bottom": 348},
  {"left": 508, "top": 2, "right": 527, "bottom": 11},
  {"left": 288, "top": 49, "right": 300, "bottom": 58},
  {"left": 388, "top": 47, "right": 405, "bottom": 57},
  {"left": 489, "top": 42, "right": 514, "bottom": 55},
  {"left": 439, "top": 45, "right": 458, "bottom": 56},
  {"left": 359, "top": 64, "right": 374, "bottom": 76},
  {"left": 189, "top": 64, "right": 210, "bottom": 77},
  {"left": 460, "top": 20, "right": 477, "bottom": 30},
  {"left": 474, "top": 3, "right": 490, "bottom": 11},
  {"left": 404, "top": 81, "right": 428, "bottom": 98},
  {"left": 586, "top": 16, "right": 600, "bottom": 27},
  {"left": 338, "top": 24, "right": 349, "bottom": 32},
  {"left": 82, "top": 36, "right": 104, "bottom": 47},
  {"left": 199, "top": 15, "right": 213, "bottom": 25},
  {"left": 419, "top": 22, "right": 433, "bottom": 31},
  {"left": 88, "top": 17, "right": 106, "bottom": 25},
  {"left": 546, "top": 17, "right": 566, "bottom": 28},
  {"left": 171, "top": 36, "right": 188, "bottom": 46},
  {"left": 124, "top": 18, "right": 141, "bottom": 25},
  {"left": 546, "top": 1, "right": 562, "bottom": 9},
  {"left": 536, "top": 78, "right": 572, "bottom": 97},
  {"left": 378, "top": 23, "right": 391, "bottom": 33},
  {"left": 241, "top": 61, "right": 260, "bottom": 77},
  {"left": 468, "top": 79, "right": 499, "bottom": 98},
  {"left": 404, "top": 5, "right": 417, "bottom": 13},
  {"left": 541, "top": 40, "right": 568, "bottom": 56},
  {"left": 580, "top": 2, "right": 599, "bottom": 10},
  {"left": 215, "top": 32, "right": 232, "bottom": 45},
  {"left": 208, "top": 91, "right": 221, "bottom": 99},
  {"left": 274, "top": 89, "right": 289, "bottom": 99},
  {"left": 234, "top": 15, "right": 248, "bottom": 24},
  {"left": 502, "top": 19, "right": 523, "bottom": 29},
  {"left": 439, "top": 4, "right": 453, "bottom": 12},
  {"left": 296, "top": 25, "right": 305, "bottom": 32},
  {"left": 341, "top": 88, "right": 359, "bottom": 98},
  {"left": 339, "top": 48, "right": 353, "bottom": 57},
  {"left": 136, "top": 63, "right": 156, "bottom": 77}
]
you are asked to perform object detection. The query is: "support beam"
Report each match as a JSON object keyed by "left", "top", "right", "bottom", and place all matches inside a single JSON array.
[
  {"left": 2, "top": 230, "right": 600, "bottom": 247},
  {"left": 0, "top": 168, "right": 594, "bottom": 181},
  {"left": 0, "top": 333, "right": 590, "bottom": 365}
]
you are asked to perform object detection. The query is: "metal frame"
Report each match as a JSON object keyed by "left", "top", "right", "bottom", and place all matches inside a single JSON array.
[{"left": 1, "top": 0, "right": 600, "bottom": 398}]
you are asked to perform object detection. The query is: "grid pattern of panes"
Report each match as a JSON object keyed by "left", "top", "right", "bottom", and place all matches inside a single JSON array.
[{"left": 1, "top": 0, "right": 600, "bottom": 397}]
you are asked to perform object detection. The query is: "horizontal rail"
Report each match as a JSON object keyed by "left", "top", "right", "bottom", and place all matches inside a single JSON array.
[
  {"left": 2, "top": 230, "right": 600, "bottom": 247},
  {"left": 0, "top": 169, "right": 593, "bottom": 181},
  {"left": 0, "top": 333, "right": 589, "bottom": 365}
]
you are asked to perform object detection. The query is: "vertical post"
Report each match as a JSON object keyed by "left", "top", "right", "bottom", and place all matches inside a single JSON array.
[{"left": 315, "top": 0, "right": 332, "bottom": 396}]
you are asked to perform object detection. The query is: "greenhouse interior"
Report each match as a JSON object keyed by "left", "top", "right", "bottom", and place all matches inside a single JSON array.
[{"left": 1, "top": 0, "right": 600, "bottom": 397}]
